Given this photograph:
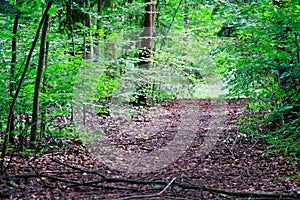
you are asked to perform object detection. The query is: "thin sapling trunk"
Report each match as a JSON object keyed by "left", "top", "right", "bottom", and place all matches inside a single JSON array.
[{"left": 30, "top": 14, "right": 51, "bottom": 147}]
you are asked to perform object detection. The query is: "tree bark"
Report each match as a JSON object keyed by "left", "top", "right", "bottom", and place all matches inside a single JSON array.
[
  {"left": 9, "top": 11, "right": 19, "bottom": 144},
  {"left": 139, "top": 0, "right": 156, "bottom": 70},
  {"left": 134, "top": 0, "right": 156, "bottom": 105},
  {"left": 40, "top": 41, "right": 50, "bottom": 137},
  {"left": 84, "top": 0, "right": 93, "bottom": 59},
  {"left": 30, "top": 14, "right": 51, "bottom": 147}
]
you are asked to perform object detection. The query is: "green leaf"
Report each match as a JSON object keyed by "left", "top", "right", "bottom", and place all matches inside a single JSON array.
[
  {"left": 278, "top": 106, "right": 294, "bottom": 112},
  {"left": 280, "top": 72, "right": 290, "bottom": 79},
  {"left": 48, "top": 6, "right": 57, "bottom": 15}
]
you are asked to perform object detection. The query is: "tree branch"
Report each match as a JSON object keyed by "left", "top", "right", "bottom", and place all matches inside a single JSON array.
[
  {"left": 9, "top": 171, "right": 300, "bottom": 199},
  {"left": 119, "top": 177, "right": 177, "bottom": 200}
]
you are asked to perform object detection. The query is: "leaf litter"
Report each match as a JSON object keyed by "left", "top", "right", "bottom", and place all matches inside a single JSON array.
[{"left": 1, "top": 98, "right": 299, "bottom": 199}]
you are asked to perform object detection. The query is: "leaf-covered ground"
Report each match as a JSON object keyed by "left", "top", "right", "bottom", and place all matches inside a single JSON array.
[{"left": 1, "top": 98, "right": 300, "bottom": 199}]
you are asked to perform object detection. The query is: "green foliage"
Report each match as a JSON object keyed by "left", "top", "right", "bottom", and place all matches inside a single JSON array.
[
  {"left": 0, "top": 0, "right": 220, "bottom": 155},
  {"left": 214, "top": 0, "right": 300, "bottom": 155}
]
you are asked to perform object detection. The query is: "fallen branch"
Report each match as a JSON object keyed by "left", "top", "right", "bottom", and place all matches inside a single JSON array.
[
  {"left": 119, "top": 177, "right": 177, "bottom": 200},
  {"left": 10, "top": 173, "right": 140, "bottom": 191},
  {"left": 27, "top": 157, "right": 55, "bottom": 188},
  {"left": 9, "top": 172, "right": 300, "bottom": 199}
]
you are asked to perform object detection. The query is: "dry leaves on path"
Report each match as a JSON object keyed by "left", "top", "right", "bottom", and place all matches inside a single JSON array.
[{"left": 2, "top": 98, "right": 299, "bottom": 199}]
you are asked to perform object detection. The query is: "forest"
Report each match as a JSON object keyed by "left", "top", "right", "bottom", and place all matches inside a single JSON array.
[{"left": 0, "top": 0, "right": 299, "bottom": 199}]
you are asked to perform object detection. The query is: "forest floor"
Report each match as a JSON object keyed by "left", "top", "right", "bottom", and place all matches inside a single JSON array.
[{"left": 2, "top": 98, "right": 300, "bottom": 199}]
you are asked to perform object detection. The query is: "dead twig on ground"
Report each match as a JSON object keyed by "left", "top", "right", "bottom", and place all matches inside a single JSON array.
[
  {"left": 118, "top": 177, "right": 177, "bottom": 200},
  {"left": 9, "top": 170, "right": 300, "bottom": 199}
]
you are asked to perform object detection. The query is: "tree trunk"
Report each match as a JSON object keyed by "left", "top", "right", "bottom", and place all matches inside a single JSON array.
[
  {"left": 139, "top": 0, "right": 156, "bottom": 70},
  {"left": 94, "top": 0, "right": 103, "bottom": 58},
  {"left": 134, "top": 0, "right": 156, "bottom": 105},
  {"left": 97, "top": 0, "right": 103, "bottom": 32},
  {"left": 1, "top": 1, "right": 53, "bottom": 175},
  {"left": 8, "top": 12, "right": 19, "bottom": 144},
  {"left": 30, "top": 14, "right": 51, "bottom": 147},
  {"left": 83, "top": 0, "right": 93, "bottom": 59},
  {"left": 40, "top": 41, "right": 50, "bottom": 137}
]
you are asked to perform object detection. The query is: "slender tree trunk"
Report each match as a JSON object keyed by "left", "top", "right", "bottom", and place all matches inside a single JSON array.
[
  {"left": 97, "top": 0, "right": 103, "bottom": 31},
  {"left": 9, "top": 11, "right": 19, "bottom": 144},
  {"left": 1, "top": 1, "right": 53, "bottom": 175},
  {"left": 40, "top": 41, "right": 50, "bottom": 137},
  {"left": 96, "top": 1, "right": 103, "bottom": 40},
  {"left": 66, "top": 1, "right": 75, "bottom": 56},
  {"left": 30, "top": 14, "right": 51, "bottom": 147},
  {"left": 82, "top": 0, "right": 91, "bottom": 126},
  {"left": 94, "top": 0, "right": 103, "bottom": 57},
  {"left": 83, "top": 0, "right": 93, "bottom": 59}
]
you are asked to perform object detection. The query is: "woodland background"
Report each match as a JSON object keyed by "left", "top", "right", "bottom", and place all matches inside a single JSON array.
[{"left": 0, "top": 0, "right": 299, "bottom": 199}]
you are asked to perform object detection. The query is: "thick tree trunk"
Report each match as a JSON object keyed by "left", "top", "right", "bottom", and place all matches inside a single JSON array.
[
  {"left": 139, "top": 0, "right": 156, "bottom": 70},
  {"left": 30, "top": 14, "right": 51, "bottom": 147},
  {"left": 134, "top": 0, "right": 156, "bottom": 105}
]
